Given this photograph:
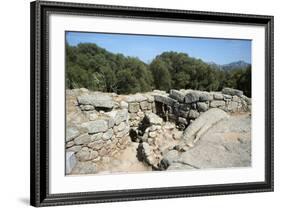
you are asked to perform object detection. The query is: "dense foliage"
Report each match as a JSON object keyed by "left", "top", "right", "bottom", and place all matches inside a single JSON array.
[{"left": 66, "top": 43, "right": 251, "bottom": 97}]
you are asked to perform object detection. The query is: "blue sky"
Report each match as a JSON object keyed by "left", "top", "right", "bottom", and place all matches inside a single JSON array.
[{"left": 66, "top": 31, "right": 251, "bottom": 65}]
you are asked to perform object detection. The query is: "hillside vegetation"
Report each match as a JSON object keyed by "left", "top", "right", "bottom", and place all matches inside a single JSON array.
[{"left": 66, "top": 43, "right": 251, "bottom": 97}]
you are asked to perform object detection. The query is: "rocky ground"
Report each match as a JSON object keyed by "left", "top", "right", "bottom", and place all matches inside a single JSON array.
[{"left": 70, "top": 112, "right": 251, "bottom": 174}]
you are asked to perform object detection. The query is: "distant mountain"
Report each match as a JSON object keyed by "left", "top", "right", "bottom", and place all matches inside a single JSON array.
[
  {"left": 222, "top": 61, "right": 250, "bottom": 71},
  {"left": 208, "top": 60, "right": 250, "bottom": 71}
]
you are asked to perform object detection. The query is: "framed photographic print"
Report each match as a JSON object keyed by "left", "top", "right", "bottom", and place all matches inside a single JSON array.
[{"left": 30, "top": 0, "right": 274, "bottom": 207}]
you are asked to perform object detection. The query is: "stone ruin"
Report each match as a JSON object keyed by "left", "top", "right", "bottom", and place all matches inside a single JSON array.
[{"left": 66, "top": 87, "right": 251, "bottom": 174}]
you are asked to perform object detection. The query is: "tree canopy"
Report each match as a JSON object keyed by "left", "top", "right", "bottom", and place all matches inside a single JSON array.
[{"left": 66, "top": 43, "right": 251, "bottom": 97}]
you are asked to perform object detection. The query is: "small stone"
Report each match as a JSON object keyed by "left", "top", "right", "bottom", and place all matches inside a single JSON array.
[
  {"left": 140, "top": 101, "right": 149, "bottom": 110},
  {"left": 115, "top": 109, "right": 129, "bottom": 125},
  {"left": 90, "top": 133, "right": 103, "bottom": 141},
  {"left": 210, "top": 100, "right": 225, "bottom": 108},
  {"left": 89, "top": 112, "right": 98, "bottom": 121},
  {"left": 80, "top": 104, "right": 95, "bottom": 111},
  {"left": 129, "top": 113, "right": 138, "bottom": 120},
  {"left": 178, "top": 117, "right": 188, "bottom": 125},
  {"left": 76, "top": 147, "right": 99, "bottom": 161},
  {"left": 173, "top": 131, "right": 182, "bottom": 140},
  {"left": 199, "top": 92, "right": 213, "bottom": 101},
  {"left": 98, "top": 147, "right": 108, "bottom": 157},
  {"left": 66, "top": 141, "right": 75, "bottom": 148},
  {"left": 232, "top": 95, "right": 240, "bottom": 102},
  {"left": 66, "top": 145, "right": 82, "bottom": 153},
  {"left": 88, "top": 140, "right": 104, "bottom": 150},
  {"left": 163, "top": 122, "right": 175, "bottom": 130},
  {"left": 147, "top": 138, "right": 154, "bottom": 145},
  {"left": 169, "top": 89, "right": 185, "bottom": 102},
  {"left": 197, "top": 102, "right": 209, "bottom": 112},
  {"left": 74, "top": 133, "right": 91, "bottom": 145},
  {"left": 137, "top": 111, "right": 144, "bottom": 118},
  {"left": 222, "top": 87, "right": 243, "bottom": 97},
  {"left": 145, "top": 112, "right": 163, "bottom": 125},
  {"left": 128, "top": 103, "right": 140, "bottom": 113},
  {"left": 227, "top": 101, "right": 239, "bottom": 112},
  {"left": 189, "top": 110, "right": 200, "bottom": 119},
  {"left": 107, "top": 117, "right": 115, "bottom": 128},
  {"left": 184, "top": 91, "right": 200, "bottom": 103},
  {"left": 120, "top": 101, "right": 128, "bottom": 109},
  {"left": 102, "top": 129, "right": 114, "bottom": 140},
  {"left": 117, "top": 122, "right": 126, "bottom": 131},
  {"left": 66, "top": 127, "right": 80, "bottom": 142},
  {"left": 149, "top": 131, "right": 157, "bottom": 138},
  {"left": 213, "top": 93, "right": 224, "bottom": 100},
  {"left": 147, "top": 103, "right": 152, "bottom": 110},
  {"left": 116, "top": 126, "right": 130, "bottom": 138}
]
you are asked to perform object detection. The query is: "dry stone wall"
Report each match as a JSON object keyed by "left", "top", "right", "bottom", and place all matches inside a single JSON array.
[{"left": 65, "top": 87, "right": 251, "bottom": 174}]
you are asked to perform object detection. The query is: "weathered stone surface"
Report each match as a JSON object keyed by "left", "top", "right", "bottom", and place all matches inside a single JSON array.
[
  {"left": 120, "top": 101, "right": 128, "bottom": 109},
  {"left": 184, "top": 91, "right": 200, "bottom": 103},
  {"left": 66, "top": 145, "right": 82, "bottom": 153},
  {"left": 241, "top": 95, "right": 251, "bottom": 105},
  {"left": 210, "top": 100, "right": 225, "bottom": 108},
  {"left": 197, "top": 102, "right": 209, "bottom": 112},
  {"left": 227, "top": 101, "right": 239, "bottom": 112},
  {"left": 199, "top": 92, "right": 213, "bottom": 101},
  {"left": 89, "top": 112, "right": 98, "bottom": 121},
  {"left": 74, "top": 133, "right": 91, "bottom": 145},
  {"left": 66, "top": 151, "right": 77, "bottom": 174},
  {"left": 90, "top": 133, "right": 103, "bottom": 141},
  {"left": 116, "top": 126, "right": 130, "bottom": 138},
  {"left": 80, "top": 104, "right": 95, "bottom": 111},
  {"left": 222, "top": 87, "right": 243, "bottom": 97},
  {"left": 163, "top": 150, "right": 179, "bottom": 165},
  {"left": 169, "top": 89, "right": 185, "bottom": 102},
  {"left": 102, "top": 129, "right": 114, "bottom": 140},
  {"left": 76, "top": 147, "right": 99, "bottom": 161},
  {"left": 128, "top": 103, "right": 140, "bottom": 113},
  {"left": 117, "top": 122, "right": 126, "bottom": 132},
  {"left": 181, "top": 108, "right": 229, "bottom": 147},
  {"left": 189, "top": 110, "right": 200, "bottom": 119},
  {"left": 81, "top": 119, "right": 108, "bottom": 134},
  {"left": 154, "top": 94, "right": 177, "bottom": 106},
  {"left": 178, "top": 117, "right": 188, "bottom": 125},
  {"left": 107, "top": 117, "right": 115, "bottom": 128},
  {"left": 70, "top": 161, "right": 97, "bottom": 174},
  {"left": 232, "top": 95, "right": 240, "bottom": 102},
  {"left": 149, "top": 131, "right": 157, "bottom": 138},
  {"left": 145, "top": 94, "right": 154, "bottom": 102},
  {"left": 145, "top": 112, "right": 163, "bottom": 125},
  {"left": 98, "top": 147, "right": 108, "bottom": 157},
  {"left": 137, "top": 142, "right": 161, "bottom": 168},
  {"left": 223, "top": 94, "right": 232, "bottom": 100},
  {"left": 172, "top": 131, "right": 183, "bottom": 140},
  {"left": 213, "top": 93, "right": 223, "bottom": 100},
  {"left": 66, "top": 141, "right": 75, "bottom": 148},
  {"left": 88, "top": 139, "right": 104, "bottom": 150},
  {"left": 140, "top": 101, "right": 149, "bottom": 110},
  {"left": 106, "top": 109, "right": 128, "bottom": 125},
  {"left": 115, "top": 109, "right": 128, "bottom": 124},
  {"left": 66, "top": 127, "right": 80, "bottom": 142},
  {"left": 126, "top": 94, "right": 147, "bottom": 103},
  {"left": 77, "top": 93, "right": 114, "bottom": 109}
]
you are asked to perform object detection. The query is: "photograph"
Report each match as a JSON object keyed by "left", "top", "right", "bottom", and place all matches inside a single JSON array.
[{"left": 65, "top": 31, "right": 252, "bottom": 175}]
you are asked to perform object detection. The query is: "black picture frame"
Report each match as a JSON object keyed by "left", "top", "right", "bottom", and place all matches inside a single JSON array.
[{"left": 30, "top": 0, "right": 274, "bottom": 207}]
